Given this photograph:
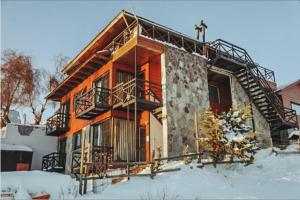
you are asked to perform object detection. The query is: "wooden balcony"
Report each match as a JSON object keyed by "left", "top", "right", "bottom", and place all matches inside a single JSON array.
[
  {"left": 41, "top": 152, "right": 66, "bottom": 173},
  {"left": 75, "top": 87, "right": 111, "bottom": 119},
  {"left": 71, "top": 146, "right": 113, "bottom": 175},
  {"left": 112, "top": 79, "right": 162, "bottom": 111},
  {"left": 46, "top": 113, "right": 69, "bottom": 136}
]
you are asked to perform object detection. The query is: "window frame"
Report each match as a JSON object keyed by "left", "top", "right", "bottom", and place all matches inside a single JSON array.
[
  {"left": 72, "top": 131, "right": 82, "bottom": 150},
  {"left": 291, "top": 102, "right": 300, "bottom": 116},
  {"left": 90, "top": 118, "right": 111, "bottom": 147}
]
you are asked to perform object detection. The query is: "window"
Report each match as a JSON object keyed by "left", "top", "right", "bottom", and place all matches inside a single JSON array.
[
  {"left": 94, "top": 73, "right": 109, "bottom": 104},
  {"left": 291, "top": 102, "right": 300, "bottom": 116},
  {"left": 94, "top": 73, "right": 109, "bottom": 89},
  {"left": 91, "top": 119, "right": 111, "bottom": 147},
  {"left": 116, "top": 70, "right": 134, "bottom": 84},
  {"left": 72, "top": 131, "right": 82, "bottom": 150},
  {"left": 60, "top": 100, "right": 70, "bottom": 127},
  {"left": 208, "top": 85, "right": 220, "bottom": 103}
]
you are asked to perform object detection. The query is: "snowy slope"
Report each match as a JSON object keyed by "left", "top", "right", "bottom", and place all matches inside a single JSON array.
[{"left": 1, "top": 148, "right": 300, "bottom": 199}]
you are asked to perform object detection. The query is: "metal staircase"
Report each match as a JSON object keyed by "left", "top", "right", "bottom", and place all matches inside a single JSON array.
[{"left": 206, "top": 39, "right": 298, "bottom": 133}]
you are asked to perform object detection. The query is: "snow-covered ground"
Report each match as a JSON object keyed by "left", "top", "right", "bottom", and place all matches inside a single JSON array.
[{"left": 1, "top": 148, "right": 300, "bottom": 199}]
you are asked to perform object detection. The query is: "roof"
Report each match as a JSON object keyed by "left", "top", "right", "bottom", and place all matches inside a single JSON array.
[
  {"left": 277, "top": 79, "right": 300, "bottom": 93},
  {"left": 47, "top": 9, "right": 205, "bottom": 101},
  {"left": 62, "top": 10, "right": 201, "bottom": 75},
  {"left": 1, "top": 143, "right": 33, "bottom": 152}
]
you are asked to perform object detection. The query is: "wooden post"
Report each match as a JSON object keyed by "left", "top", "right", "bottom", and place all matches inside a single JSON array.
[
  {"left": 127, "top": 163, "right": 130, "bottom": 180},
  {"left": 269, "top": 137, "right": 273, "bottom": 148},
  {"left": 79, "top": 174, "right": 83, "bottom": 195},
  {"left": 80, "top": 131, "right": 85, "bottom": 174},
  {"left": 194, "top": 112, "right": 201, "bottom": 162}
]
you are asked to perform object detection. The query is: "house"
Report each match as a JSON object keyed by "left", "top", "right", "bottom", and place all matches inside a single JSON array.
[
  {"left": 1, "top": 123, "right": 58, "bottom": 170},
  {"left": 45, "top": 10, "right": 298, "bottom": 174},
  {"left": 275, "top": 79, "right": 300, "bottom": 144}
]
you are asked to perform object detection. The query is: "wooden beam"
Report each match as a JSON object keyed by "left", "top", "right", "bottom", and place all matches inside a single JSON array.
[{"left": 95, "top": 54, "right": 110, "bottom": 61}]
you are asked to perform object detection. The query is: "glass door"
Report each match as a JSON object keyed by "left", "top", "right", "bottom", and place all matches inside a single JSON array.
[{"left": 94, "top": 73, "right": 109, "bottom": 105}]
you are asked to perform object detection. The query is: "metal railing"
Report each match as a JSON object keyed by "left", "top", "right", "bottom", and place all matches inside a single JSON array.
[
  {"left": 41, "top": 152, "right": 66, "bottom": 171},
  {"left": 208, "top": 39, "right": 275, "bottom": 82},
  {"left": 104, "top": 21, "right": 139, "bottom": 53},
  {"left": 112, "top": 78, "right": 162, "bottom": 107},
  {"left": 46, "top": 113, "right": 69, "bottom": 135},
  {"left": 75, "top": 87, "right": 110, "bottom": 116},
  {"left": 208, "top": 39, "right": 298, "bottom": 128}
]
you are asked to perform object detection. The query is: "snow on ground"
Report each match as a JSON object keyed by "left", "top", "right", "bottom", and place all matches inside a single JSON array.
[
  {"left": 1, "top": 171, "right": 78, "bottom": 199},
  {"left": 1, "top": 148, "right": 300, "bottom": 199}
]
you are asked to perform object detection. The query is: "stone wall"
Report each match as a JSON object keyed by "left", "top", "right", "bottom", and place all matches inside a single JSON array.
[
  {"left": 162, "top": 46, "right": 271, "bottom": 156},
  {"left": 230, "top": 75, "right": 271, "bottom": 146},
  {"left": 163, "top": 47, "right": 209, "bottom": 156}
]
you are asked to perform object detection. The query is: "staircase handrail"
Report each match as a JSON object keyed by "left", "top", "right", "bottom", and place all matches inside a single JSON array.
[{"left": 208, "top": 39, "right": 296, "bottom": 124}]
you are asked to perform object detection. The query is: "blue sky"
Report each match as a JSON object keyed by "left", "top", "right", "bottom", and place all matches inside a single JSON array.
[{"left": 1, "top": 0, "right": 300, "bottom": 122}]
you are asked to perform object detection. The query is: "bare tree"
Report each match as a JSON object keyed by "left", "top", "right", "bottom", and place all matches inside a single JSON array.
[
  {"left": 1, "top": 49, "right": 34, "bottom": 127},
  {"left": 1, "top": 50, "right": 69, "bottom": 126},
  {"left": 50, "top": 54, "right": 69, "bottom": 89},
  {"left": 25, "top": 54, "right": 69, "bottom": 125},
  {"left": 25, "top": 68, "right": 50, "bottom": 125}
]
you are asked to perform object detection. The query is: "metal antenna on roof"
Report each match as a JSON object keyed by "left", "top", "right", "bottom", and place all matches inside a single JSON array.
[{"left": 195, "top": 20, "right": 207, "bottom": 42}]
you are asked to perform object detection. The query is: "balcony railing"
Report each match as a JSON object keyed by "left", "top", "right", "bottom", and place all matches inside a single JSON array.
[
  {"left": 71, "top": 145, "right": 113, "bottom": 175},
  {"left": 41, "top": 152, "right": 66, "bottom": 172},
  {"left": 283, "top": 107, "right": 299, "bottom": 127},
  {"left": 46, "top": 113, "right": 69, "bottom": 136},
  {"left": 75, "top": 87, "right": 111, "bottom": 119},
  {"left": 112, "top": 78, "right": 162, "bottom": 110}
]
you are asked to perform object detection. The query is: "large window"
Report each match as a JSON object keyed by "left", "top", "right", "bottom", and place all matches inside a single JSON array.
[
  {"left": 291, "top": 102, "right": 300, "bottom": 116},
  {"left": 91, "top": 119, "right": 111, "bottom": 147},
  {"left": 72, "top": 131, "right": 82, "bottom": 150}
]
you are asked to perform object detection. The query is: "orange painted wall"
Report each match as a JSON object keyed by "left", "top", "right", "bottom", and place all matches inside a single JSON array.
[{"left": 58, "top": 45, "right": 162, "bottom": 161}]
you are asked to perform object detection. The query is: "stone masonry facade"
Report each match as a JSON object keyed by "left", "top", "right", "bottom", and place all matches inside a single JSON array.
[{"left": 163, "top": 46, "right": 271, "bottom": 156}]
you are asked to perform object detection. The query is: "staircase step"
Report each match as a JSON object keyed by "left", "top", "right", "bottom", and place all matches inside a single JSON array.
[
  {"left": 248, "top": 89, "right": 261, "bottom": 94},
  {"left": 240, "top": 80, "right": 256, "bottom": 86}
]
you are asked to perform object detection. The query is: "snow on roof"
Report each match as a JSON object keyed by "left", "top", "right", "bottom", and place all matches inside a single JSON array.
[{"left": 1, "top": 143, "right": 32, "bottom": 152}]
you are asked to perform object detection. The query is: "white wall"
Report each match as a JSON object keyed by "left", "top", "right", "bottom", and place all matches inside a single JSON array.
[
  {"left": 1, "top": 123, "right": 58, "bottom": 170},
  {"left": 150, "top": 113, "right": 163, "bottom": 155}
]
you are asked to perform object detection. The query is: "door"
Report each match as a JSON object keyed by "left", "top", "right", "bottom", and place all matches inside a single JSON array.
[
  {"left": 208, "top": 85, "right": 221, "bottom": 114},
  {"left": 138, "top": 126, "right": 146, "bottom": 162},
  {"left": 58, "top": 138, "right": 66, "bottom": 154},
  {"left": 58, "top": 138, "right": 66, "bottom": 166},
  {"left": 94, "top": 73, "right": 109, "bottom": 105}
]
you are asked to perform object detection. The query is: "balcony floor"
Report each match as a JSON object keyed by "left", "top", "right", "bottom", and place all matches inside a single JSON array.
[
  {"left": 113, "top": 98, "right": 162, "bottom": 111},
  {"left": 76, "top": 104, "right": 111, "bottom": 119},
  {"left": 46, "top": 127, "right": 69, "bottom": 136}
]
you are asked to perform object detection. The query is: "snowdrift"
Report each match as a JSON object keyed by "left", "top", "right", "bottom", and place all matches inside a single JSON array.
[{"left": 1, "top": 148, "right": 300, "bottom": 199}]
